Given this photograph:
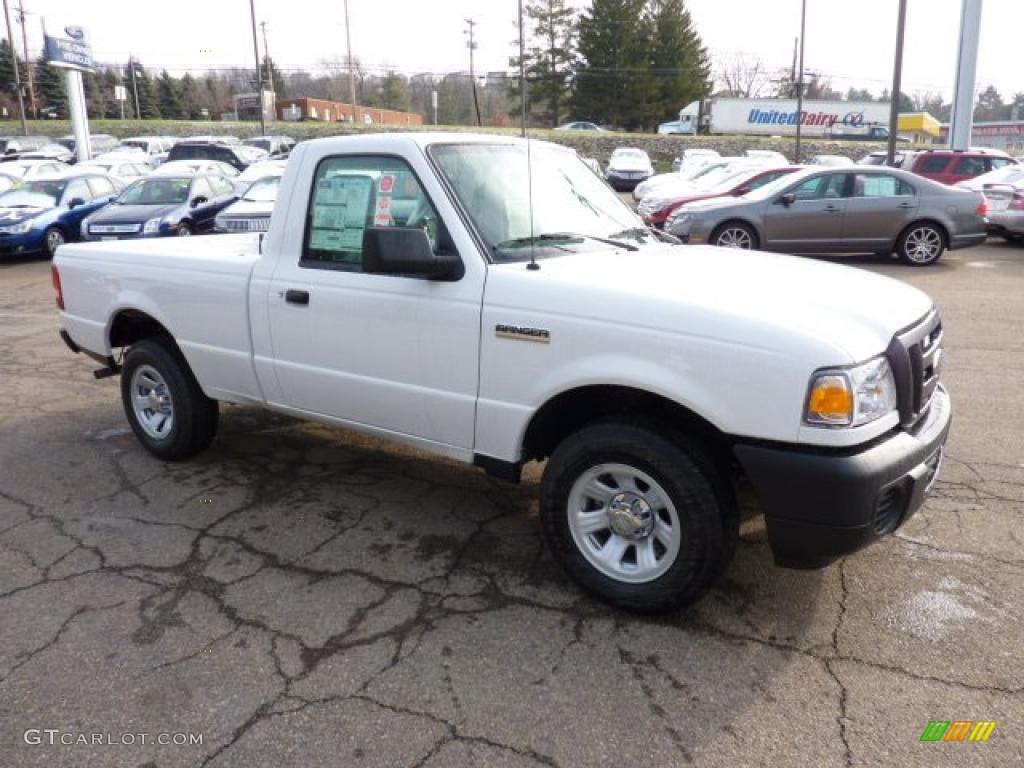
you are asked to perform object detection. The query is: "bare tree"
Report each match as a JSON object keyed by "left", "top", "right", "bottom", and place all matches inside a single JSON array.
[{"left": 716, "top": 53, "right": 768, "bottom": 98}]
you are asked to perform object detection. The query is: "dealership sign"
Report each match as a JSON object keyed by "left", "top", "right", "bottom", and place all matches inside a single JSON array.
[{"left": 43, "top": 25, "right": 95, "bottom": 72}]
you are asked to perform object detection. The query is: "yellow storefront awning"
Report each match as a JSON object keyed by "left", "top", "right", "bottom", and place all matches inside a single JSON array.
[{"left": 898, "top": 112, "right": 942, "bottom": 137}]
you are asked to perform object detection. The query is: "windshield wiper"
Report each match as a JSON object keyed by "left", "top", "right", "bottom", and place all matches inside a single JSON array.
[{"left": 494, "top": 232, "right": 638, "bottom": 252}]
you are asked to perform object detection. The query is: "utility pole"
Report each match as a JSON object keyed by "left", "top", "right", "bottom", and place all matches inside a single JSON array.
[
  {"left": 2, "top": 0, "right": 27, "bottom": 135},
  {"left": 886, "top": 0, "right": 908, "bottom": 166},
  {"left": 794, "top": 0, "right": 807, "bottom": 163},
  {"left": 15, "top": 1, "right": 34, "bottom": 119},
  {"left": 128, "top": 56, "right": 140, "bottom": 118},
  {"left": 248, "top": 0, "right": 266, "bottom": 135},
  {"left": 343, "top": 0, "right": 359, "bottom": 124},
  {"left": 465, "top": 17, "right": 481, "bottom": 127},
  {"left": 517, "top": 0, "right": 526, "bottom": 136},
  {"left": 259, "top": 21, "right": 273, "bottom": 99}
]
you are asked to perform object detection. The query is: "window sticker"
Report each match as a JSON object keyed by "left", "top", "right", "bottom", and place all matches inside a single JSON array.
[{"left": 309, "top": 174, "right": 373, "bottom": 252}]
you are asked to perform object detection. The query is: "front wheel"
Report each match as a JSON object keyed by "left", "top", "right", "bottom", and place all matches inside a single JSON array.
[
  {"left": 897, "top": 223, "right": 945, "bottom": 266},
  {"left": 540, "top": 422, "right": 736, "bottom": 613},
  {"left": 711, "top": 222, "right": 757, "bottom": 250},
  {"left": 175, "top": 222, "right": 192, "bottom": 237},
  {"left": 121, "top": 338, "right": 218, "bottom": 460},
  {"left": 43, "top": 226, "right": 65, "bottom": 258}
]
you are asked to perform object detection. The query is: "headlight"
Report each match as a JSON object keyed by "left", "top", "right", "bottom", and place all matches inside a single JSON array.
[
  {"left": 639, "top": 199, "right": 670, "bottom": 215},
  {"left": 143, "top": 217, "right": 162, "bottom": 234},
  {"left": 0, "top": 219, "right": 33, "bottom": 234},
  {"left": 667, "top": 211, "right": 691, "bottom": 230},
  {"left": 804, "top": 356, "right": 897, "bottom": 427}
]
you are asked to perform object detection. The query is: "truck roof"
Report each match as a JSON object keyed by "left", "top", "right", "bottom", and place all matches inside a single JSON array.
[{"left": 298, "top": 131, "right": 564, "bottom": 153}]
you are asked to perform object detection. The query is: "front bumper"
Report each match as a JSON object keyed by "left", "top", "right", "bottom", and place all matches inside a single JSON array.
[
  {"left": 606, "top": 172, "right": 651, "bottom": 191},
  {"left": 985, "top": 210, "right": 1024, "bottom": 236},
  {"left": 0, "top": 230, "right": 45, "bottom": 256},
  {"left": 734, "top": 385, "right": 951, "bottom": 569}
]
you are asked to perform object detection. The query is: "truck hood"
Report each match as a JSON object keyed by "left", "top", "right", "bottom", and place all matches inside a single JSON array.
[{"left": 491, "top": 245, "right": 933, "bottom": 363}]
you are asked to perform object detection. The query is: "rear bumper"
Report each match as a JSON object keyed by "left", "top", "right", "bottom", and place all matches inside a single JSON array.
[
  {"left": 734, "top": 385, "right": 951, "bottom": 569},
  {"left": 948, "top": 231, "right": 987, "bottom": 250},
  {"left": 985, "top": 211, "right": 1024, "bottom": 236}
]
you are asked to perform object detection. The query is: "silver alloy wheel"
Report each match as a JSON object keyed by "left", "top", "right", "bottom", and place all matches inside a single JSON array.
[
  {"left": 715, "top": 227, "right": 753, "bottom": 249},
  {"left": 567, "top": 463, "right": 682, "bottom": 584},
  {"left": 46, "top": 228, "right": 65, "bottom": 254},
  {"left": 176, "top": 224, "right": 191, "bottom": 237},
  {"left": 129, "top": 364, "right": 174, "bottom": 440},
  {"left": 904, "top": 226, "right": 942, "bottom": 263}
]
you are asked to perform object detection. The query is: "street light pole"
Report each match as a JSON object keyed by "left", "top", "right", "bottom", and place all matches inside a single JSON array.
[
  {"left": 15, "top": 1, "right": 35, "bottom": 119},
  {"left": 248, "top": 0, "right": 266, "bottom": 135},
  {"left": 343, "top": 0, "right": 359, "bottom": 124},
  {"left": 465, "top": 18, "right": 481, "bottom": 127},
  {"left": 794, "top": 0, "right": 806, "bottom": 164},
  {"left": 518, "top": 0, "right": 526, "bottom": 137},
  {"left": 887, "top": 0, "right": 908, "bottom": 165},
  {"left": 2, "top": 0, "right": 27, "bottom": 135}
]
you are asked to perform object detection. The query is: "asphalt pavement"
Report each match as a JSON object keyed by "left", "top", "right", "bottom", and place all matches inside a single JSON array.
[{"left": 1, "top": 241, "right": 1022, "bottom": 767}]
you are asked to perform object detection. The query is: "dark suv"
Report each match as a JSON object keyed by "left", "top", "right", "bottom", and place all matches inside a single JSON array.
[
  {"left": 167, "top": 141, "right": 252, "bottom": 172},
  {"left": 910, "top": 149, "right": 1016, "bottom": 185}
]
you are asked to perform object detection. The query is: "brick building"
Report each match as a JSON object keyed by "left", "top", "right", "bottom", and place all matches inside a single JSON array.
[{"left": 276, "top": 98, "right": 423, "bottom": 127}]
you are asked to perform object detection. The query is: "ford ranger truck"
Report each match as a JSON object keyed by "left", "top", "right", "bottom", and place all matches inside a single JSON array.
[{"left": 52, "top": 133, "right": 951, "bottom": 613}]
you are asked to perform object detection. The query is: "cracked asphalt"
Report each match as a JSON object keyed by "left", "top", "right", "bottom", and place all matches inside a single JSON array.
[{"left": 1, "top": 241, "right": 1022, "bottom": 768}]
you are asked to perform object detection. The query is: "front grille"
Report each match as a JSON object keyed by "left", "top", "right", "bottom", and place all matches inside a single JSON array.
[
  {"left": 90, "top": 223, "right": 141, "bottom": 234},
  {"left": 222, "top": 218, "right": 270, "bottom": 233},
  {"left": 886, "top": 311, "right": 943, "bottom": 428}
]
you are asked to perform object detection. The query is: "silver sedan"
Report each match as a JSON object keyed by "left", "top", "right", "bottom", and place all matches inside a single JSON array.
[{"left": 666, "top": 166, "right": 988, "bottom": 266}]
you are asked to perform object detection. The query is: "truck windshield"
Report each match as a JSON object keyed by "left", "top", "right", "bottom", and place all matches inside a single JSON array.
[
  {"left": 430, "top": 143, "right": 648, "bottom": 261},
  {"left": 118, "top": 178, "right": 191, "bottom": 205}
]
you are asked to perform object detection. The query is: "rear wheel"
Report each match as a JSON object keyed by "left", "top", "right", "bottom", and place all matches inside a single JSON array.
[
  {"left": 897, "top": 223, "right": 945, "bottom": 266},
  {"left": 711, "top": 222, "right": 757, "bottom": 250},
  {"left": 121, "top": 338, "right": 218, "bottom": 460},
  {"left": 43, "top": 227, "right": 65, "bottom": 258},
  {"left": 175, "top": 222, "right": 192, "bottom": 237},
  {"left": 540, "top": 422, "right": 736, "bottom": 613}
]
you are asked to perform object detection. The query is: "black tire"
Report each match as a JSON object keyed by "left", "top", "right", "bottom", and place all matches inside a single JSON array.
[
  {"left": 43, "top": 226, "right": 65, "bottom": 258},
  {"left": 711, "top": 221, "right": 758, "bottom": 250},
  {"left": 1002, "top": 233, "right": 1023, "bottom": 245},
  {"left": 896, "top": 222, "right": 946, "bottom": 266},
  {"left": 540, "top": 422, "right": 736, "bottom": 613},
  {"left": 120, "top": 337, "right": 218, "bottom": 460},
  {"left": 175, "top": 222, "right": 193, "bottom": 237}
]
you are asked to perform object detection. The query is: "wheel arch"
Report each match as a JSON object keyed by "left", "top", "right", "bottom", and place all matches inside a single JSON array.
[
  {"left": 897, "top": 218, "right": 950, "bottom": 248},
  {"left": 108, "top": 308, "right": 179, "bottom": 352}
]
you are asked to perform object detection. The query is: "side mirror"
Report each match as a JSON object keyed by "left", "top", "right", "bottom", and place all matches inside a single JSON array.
[
  {"left": 67, "top": 197, "right": 86, "bottom": 209},
  {"left": 777, "top": 192, "right": 796, "bottom": 206},
  {"left": 362, "top": 227, "right": 461, "bottom": 280},
  {"left": 190, "top": 195, "right": 208, "bottom": 208}
]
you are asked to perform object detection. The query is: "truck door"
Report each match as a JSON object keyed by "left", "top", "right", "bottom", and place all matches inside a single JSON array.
[
  {"left": 264, "top": 154, "right": 484, "bottom": 452},
  {"left": 763, "top": 172, "right": 848, "bottom": 251}
]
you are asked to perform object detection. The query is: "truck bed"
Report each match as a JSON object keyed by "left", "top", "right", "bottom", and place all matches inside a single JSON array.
[{"left": 57, "top": 234, "right": 265, "bottom": 403}]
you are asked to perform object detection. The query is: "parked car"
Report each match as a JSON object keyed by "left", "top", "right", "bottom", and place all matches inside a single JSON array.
[
  {"left": 3, "top": 159, "right": 72, "bottom": 180},
  {"left": 19, "top": 143, "right": 75, "bottom": 164},
  {"left": 636, "top": 158, "right": 768, "bottom": 202},
  {"left": 236, "top": 159, "right": 288, "bottom": 187},
  {"left": 858, "top": 150, "right": 917, "bottom": 169},
  {"left": 214, "top": 173, "right": 281, "bottom": 233},
  {"left": 657, "top": 119, "right": 693, "bottom": 135},
  {"left": 166, "top": 141, "right": 254, "bottom": 172},
  {"left": 953, "top": 163, "right": 1024, "bottom": 192},
  {"left": 81, "top": 173, "right": 238, "bottom": 240},
  {"left": 53, "top": 133, "right": 953, "bottom": 613},
  {"left": 605, "top": 147, "right": 654, "bottom": 191},
  {"left": 184, "top": 135, "right": 241, "bottom": 145},
  {"left": 744, "top": 149, "right": 789, "bottom": 164},
  {"left": 0, "top": 135, "right": 49, "bottom": 158},
  {"left": 75, "top": 157, "right": 153, "bottom": 186},
  {"left": 666, "top": 165, "right": 987, "bottom": 265},
  {"left": 909, "top": 148, "right": 1016, "bottom": 186},
  {"left": 56, "top": 133, "right": 121, "bottom": 159},
  {"left": 152, "top": 160, "right": 241, "bottom": 181},
  {"left": 639, "top": 166, "right": 801, "bottom": 228},
  {"left": 810, "top": 154, "right": 855, "bottom": 167},
  {"left": 554, "top": 121, "right": 604, "bottom": 131},
  {"left": 120, "top": 136, "right": 177, "bottom": 165},
  {"left": 0, "top": 173, "right": 121, "bottom": 258},
  {"left": 243, "top": 135, "right": 295, "bottom": 158},
  {"left": 977, "top": 183, "right": 1024, "bottom": 242},
  {"left": 670, "top": 147, "right": 720, "bottom": 173}
]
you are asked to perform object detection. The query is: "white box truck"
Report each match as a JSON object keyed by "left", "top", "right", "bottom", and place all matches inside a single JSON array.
[{"left": 677, "top": 98, "right": 894, "bottom": 139}]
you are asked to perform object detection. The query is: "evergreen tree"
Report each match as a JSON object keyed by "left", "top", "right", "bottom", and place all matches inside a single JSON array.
[
  {"left": 379, "top": 71, "right": 411, "bottom": 111},
  {"left": 572, "top": 0, "right": 654, "bottom": 130},
  {"left": 510, "top": 0, "right": 576, "bottom": 127},
  {"left": 179, "top": 73, "right": 203, "bottom": 119},
  {"left": 0, "top": 40, "right": 25, "bottom": 103},
  {"left": 157, "top": 70, "right": 184, "bottom": 118},
  {"left": 132, "top": 63, "right": 161, "bottom": 119},
  {"left": 260, "top": 56, "right": 287, "bottom": 98},
  {"left": 648, "top": 0, "right": 710, "bottom": 125},
  {"left": 101, "top": 68, "right": 123, "bottom": 118},
  {"left": 34, "top": 53, "right": 67, "bottom": 117}
]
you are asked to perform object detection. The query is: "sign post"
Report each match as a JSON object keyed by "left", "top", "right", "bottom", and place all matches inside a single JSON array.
[{"left": 43, "top": 23, "right": 95, "bottom": 161}]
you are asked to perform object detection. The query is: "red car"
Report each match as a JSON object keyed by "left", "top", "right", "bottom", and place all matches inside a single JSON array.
[
  {"left": 638, "top": 166, "right": 801, "bottom": 228},
  {"left": 909, "top": 148, "right": 1017, "bottom": 186}
]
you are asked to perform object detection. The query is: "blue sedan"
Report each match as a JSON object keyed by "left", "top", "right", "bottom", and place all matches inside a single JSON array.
[
  {"left": 81, "top": 173, "right": 238, "bottom": 240},
  {"left": 0, "top": 174, "right": 122, "bottom": 258}
]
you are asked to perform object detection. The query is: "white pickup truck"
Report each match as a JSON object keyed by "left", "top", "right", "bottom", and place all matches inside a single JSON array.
[{"left": 53, "top": 133, "right": 951, "bottom": 612}]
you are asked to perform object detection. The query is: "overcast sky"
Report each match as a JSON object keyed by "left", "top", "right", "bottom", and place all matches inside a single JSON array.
[{"left": 29, "top": 0, "right": 1024, "bottom": 102}]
